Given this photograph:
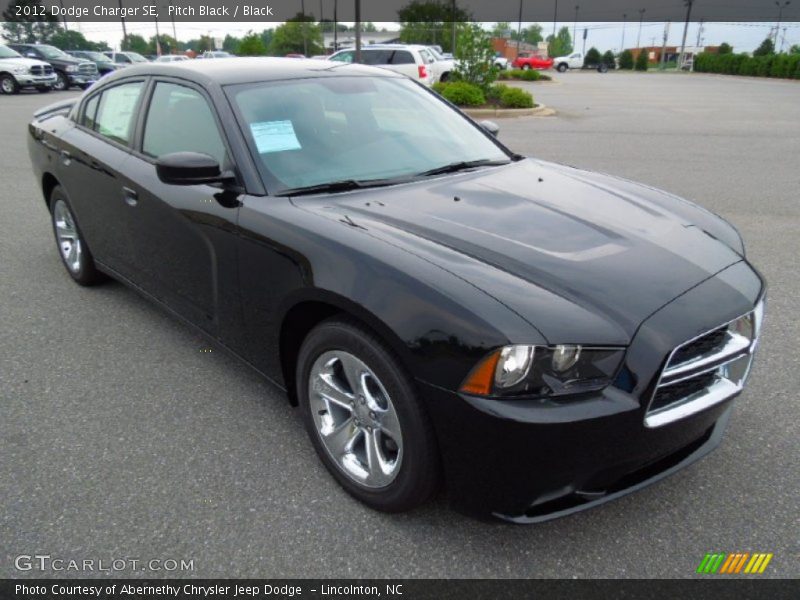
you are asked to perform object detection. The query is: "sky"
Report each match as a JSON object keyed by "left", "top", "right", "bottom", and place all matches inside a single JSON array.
[{"left": 12, "top": 20, "right": 800, "bottom": 53}]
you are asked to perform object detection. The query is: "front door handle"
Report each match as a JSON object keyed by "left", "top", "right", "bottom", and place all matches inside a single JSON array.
[
  {"left": 59, "top": 150, "right": 71, "bottom": 165},
  {"left": 122, "top": 187, "right": 138, "bottom": 207}
]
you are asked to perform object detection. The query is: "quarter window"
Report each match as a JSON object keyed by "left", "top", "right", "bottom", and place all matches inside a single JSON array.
[
  {"left": 142, "top": 82, "right": 227, "bottom": 166},
  {"left": 93, "top": 81, "right": 144, "bottom": 145},
  {"left": 82, "top": 94, "right": 99, "bottom": 130}
]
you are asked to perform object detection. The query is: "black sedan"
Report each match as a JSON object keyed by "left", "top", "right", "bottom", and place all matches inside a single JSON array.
[{"left": 26, "top": 58, "right": 764, "bottom": 521}]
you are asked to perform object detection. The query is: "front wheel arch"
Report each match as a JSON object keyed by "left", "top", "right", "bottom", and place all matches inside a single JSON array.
[
  {"left": 42, "top": 172, "right": 60, "bottom": 210},
  {"left": 278, "top": 295, "right": 415, "bottom": 407}
]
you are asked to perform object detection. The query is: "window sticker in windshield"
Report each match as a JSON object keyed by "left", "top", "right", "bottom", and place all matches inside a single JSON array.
[{"left": 249, "top": 120, "right": 301, "bottom": 154}]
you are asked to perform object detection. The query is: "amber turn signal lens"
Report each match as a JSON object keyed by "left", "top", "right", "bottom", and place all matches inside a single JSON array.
[{"left": 459, "top": 350, "right": 501, "bottom": 396}]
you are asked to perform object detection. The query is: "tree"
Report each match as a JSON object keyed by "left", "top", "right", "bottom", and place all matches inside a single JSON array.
[
  {"left": 491, "top": 22, "right": 513, "bottom": 38},
  {"left": 546, "top": 26, "right": 572, "bottom": 57},
  {"left": 2, "top": 0, "right": 61, "bottom": 43},
  {"left": 718, "top": 42, "right": 733, "bottom": 55},
  {"left": 148, "top": 34, "right": 179, "bottom": 55},
  {"left": 50, "top": 29, "right": 107, "bottom": 51},
  {"left": 618, "top": 49, "right": 634, "bottom": 69},
  {"left": 512, "top": 24, "right": 543, "bottom": 45},
  {"left": 238, "top": 31, "right": 267, "bottom": 56},
  {"left": 790, "top": 44, "right": 800, "bottom": 55},
  {"left": 584, "top": 47, "right": 601, "bottom": 65},
  {"left": 602, "top": 50, "right": 616, "bottom": 67},
  {"left": 222, "top": 34, "right": 241, "bottom": 53},
  {"left": 260, "top": 29, "right": 275, "bottom": 50},
  {"left": 453, "top": 23, "right": 497, "bottom": 90},
  {"left": 398, "top": 0, "right": 471, "bottom": 53},
  {"left": 363, "top": 22, "right": 378, "bottom": 33},
  {"left": 753, "top": 37, "right": 775, "bottom": 57},
  {"left": 121, "top": 34, "right": 149, "bottom": 54},
  {"left": 270, "top": 13, "right": 323, "bottom": 56},
  {"left": 635, "top": 48, "right": 649, "bottom": 71}
]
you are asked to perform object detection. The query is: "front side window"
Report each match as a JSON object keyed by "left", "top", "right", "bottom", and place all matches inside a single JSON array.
[
  {"left": 93, "top": 81, "right": 144, "bottom": 145},
  {"left": 330, "top": 50, "right": 354, "bottom": 63},
  {"left": 36, "top": 45, "right": 68, "bottom": 59},
  {"left": 229, "top": 76, "right": 509, "bottom": 193},
  {"left": 142, "top": 82, "right": 227, "bottom": 166},
  {"left": 114, "top": 54, "right": 131, "bottom": 63},
  {"left": 0, "top": 45, "right": 20, "bottom": 59}
]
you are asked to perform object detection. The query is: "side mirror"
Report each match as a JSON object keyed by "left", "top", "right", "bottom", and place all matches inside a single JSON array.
[
  {"left": 479, "top": 120, "right": 500, "bottom": 137},
  {"left": 155, "top": 152, "right": 232, "bottom": 185}
]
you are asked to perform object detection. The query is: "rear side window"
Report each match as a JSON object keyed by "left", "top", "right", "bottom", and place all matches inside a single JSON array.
[
  {"left": 93, "top": 81, "right": 143, "bottom": 145},
  {"left": 361, "top": 50, "right": 393, "bottom": 65},
  {"left": 390, "top": 51, "right": 415, "bottom": 65},
  {"left": 142, "top": 82, "right": 227, "bottom": 165}
]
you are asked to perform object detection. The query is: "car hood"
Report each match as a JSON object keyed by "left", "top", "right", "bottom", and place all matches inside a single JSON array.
[
  {"left": 0, "top": 57, "right": 49, "bottom": 69},
  {"left": 296, "top": 159, "right": 744, "bottom": 344}
]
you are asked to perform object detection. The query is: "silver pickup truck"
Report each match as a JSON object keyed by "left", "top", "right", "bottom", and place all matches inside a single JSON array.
[{"left": 0, "top": 44, "right": 56, "bottom": 94}]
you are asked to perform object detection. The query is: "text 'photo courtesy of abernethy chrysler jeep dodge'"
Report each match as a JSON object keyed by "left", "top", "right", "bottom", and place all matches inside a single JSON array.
[{"left": 26, "top": 57, "right": 764, "bottom": 522}]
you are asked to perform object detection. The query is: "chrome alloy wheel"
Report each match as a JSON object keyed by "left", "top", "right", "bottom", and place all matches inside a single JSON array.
[
  {"left": 309, "top": 350, "right": 403, "bottom": 488},
  {"left": 53, "top": 199, "right": 82, "bottom": 274}
]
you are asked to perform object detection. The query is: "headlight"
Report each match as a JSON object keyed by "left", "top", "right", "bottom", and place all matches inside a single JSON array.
[
  {"left": 66, "top": 65, "right": 79, "bottom": 72},
  {"left": 460, "top": 344, "right": 625, "bottom": 398},
  {"left": 13, "top": 66, "right": 28, "bottom": 74}
]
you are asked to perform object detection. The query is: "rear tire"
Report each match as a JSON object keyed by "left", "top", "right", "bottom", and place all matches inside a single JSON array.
[
  {"left": 297, "top": 318, "right": 439, "bottom": 512},
  {"left": 49, "top": 186, "right": 105, "bottom": 286},
  {"left": 0, "top": 74, "right": 19, "bottom": 95}
]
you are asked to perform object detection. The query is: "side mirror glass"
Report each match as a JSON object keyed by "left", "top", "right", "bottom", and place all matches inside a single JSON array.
[
  {"left": 155, "top": 152, "right": 231, "bottom": 185},
  {"left": 479, "top": 120, "right": 500, "bottom": 137}
]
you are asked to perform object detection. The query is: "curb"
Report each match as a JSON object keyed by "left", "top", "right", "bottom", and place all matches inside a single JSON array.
[{"left": 463, "top": 104, "right": 556, "bottom": 118}]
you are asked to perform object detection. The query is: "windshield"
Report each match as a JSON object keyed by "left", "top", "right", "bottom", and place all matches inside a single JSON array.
[
  {"left": 127, "top": 52, "right": 148, "bottom": 62},
  {"left": 228, "top": 76, "right": 510, "bottom": 194},
  {"left": 0, "top": 45, "right": 21, "bottom": 59},
  {"left": 37, "top": 45, "right": 68, "bottom": 59},
  {"left": 87, "top": 51, "right": 112, "bottom": 62},
  {"left": 427, "top": 47, "right": 445, "bottom": 61}
]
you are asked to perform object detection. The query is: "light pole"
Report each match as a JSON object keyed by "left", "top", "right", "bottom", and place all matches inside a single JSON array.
[
  {"left": 573, "top": 5, "right": 579, "bottom": 48},
  {"left": 636, "top": 8, "right": 645, "bottom": 49},
  {"left": 517, "top": 0, "right": 523, "bottom": 57},
  {"left": 677, "top": 0, "right": 693, "bottom": 71},
  {"left": 775, "top": 1, "right": 790, "bottom": 46},
  {"left": 553, "top": 0, "right": 558, "bottom": 37},
  {"left": 118, "top": 0, "right": 127, "bottom": 49},
  {"left": 154, "top": 12, "right": 162, "bottom": 56},
  {"left": 620, "top": 13, "right": 627, "bottom": 52}
]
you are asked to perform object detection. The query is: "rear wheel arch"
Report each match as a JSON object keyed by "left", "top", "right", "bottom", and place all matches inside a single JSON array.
[{"left": 278, "top": 295, "right": 415, "bottom": 406}]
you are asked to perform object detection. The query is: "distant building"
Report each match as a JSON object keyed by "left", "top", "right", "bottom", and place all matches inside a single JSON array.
[
  {"left": 628, "top": 45, "right": 729, "bottom": 65},
  {"left": 322, "top": 31, "right": 400, "bottom": 53}
]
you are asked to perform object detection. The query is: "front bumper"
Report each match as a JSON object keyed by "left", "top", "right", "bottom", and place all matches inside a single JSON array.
[
  {"left": 421, "top": 379, "right": 733, "bottom": 521},
  {"left": 421, "top": 260, "right": 763, "bottom": 521},
  {"left": 16, "top": 74, "right": 56, "bottom": 87},
  {"left": 67, "top": 73, "right": 98, "bottom": 86}
]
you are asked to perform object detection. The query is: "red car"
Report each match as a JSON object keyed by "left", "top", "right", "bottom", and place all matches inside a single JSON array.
[{"left": 512, "top": 53, "right": 554, "bottom": 70}]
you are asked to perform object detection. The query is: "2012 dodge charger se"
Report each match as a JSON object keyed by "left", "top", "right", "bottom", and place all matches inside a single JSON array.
[{"left": 27, "top": 58, "right": 765, "bottom": 522}]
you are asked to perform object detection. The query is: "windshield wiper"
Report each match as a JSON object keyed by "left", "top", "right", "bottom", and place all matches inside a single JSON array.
[
  {"left": 416, "top": 159, "right": 511, "bottom": 178},
  {"left": 279, "top": 178, "right": 409, "bottom": 197}
]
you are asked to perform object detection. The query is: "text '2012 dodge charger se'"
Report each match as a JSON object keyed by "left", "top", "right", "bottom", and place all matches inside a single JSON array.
[{"left": 27, "top": 58, "right": 764, "bottom": 522}]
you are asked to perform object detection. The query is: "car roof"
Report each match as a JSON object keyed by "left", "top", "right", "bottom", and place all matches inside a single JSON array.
[{"left": 99, "top": 56, "right": 404, "bottom": 86}]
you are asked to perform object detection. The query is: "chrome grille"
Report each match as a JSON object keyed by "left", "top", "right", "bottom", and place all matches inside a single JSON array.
[
  {"left": 645, "top": 300, "right": 764, "bottom": 428},
  {"left": 30, "top": 65, "right": 53, "bottom": 75},
  {"left": 79, "top": 62, "right": 97, "bottom": 75}
]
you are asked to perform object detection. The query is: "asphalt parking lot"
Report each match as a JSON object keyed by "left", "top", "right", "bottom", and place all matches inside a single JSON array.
[{"left": 1, "top": 72, "right": 798, "bottom": 579}]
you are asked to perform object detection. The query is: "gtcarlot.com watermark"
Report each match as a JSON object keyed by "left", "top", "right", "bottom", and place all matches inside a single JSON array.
[{"left": 14, "top": 554, "right": 194, "bottom": 573}]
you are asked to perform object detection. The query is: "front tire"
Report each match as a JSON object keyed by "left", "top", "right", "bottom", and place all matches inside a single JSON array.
[
  {"left": 49, "top": 186, "right": 104, "bottom": 286},
  {"left": 53, "top": 71, "right": 69, "bottom": 91},
  {"left": 557, "top": 63, "right": 568, "bottom": 72},
  {"left": 0, "top": 74, "right": 19, "bottom": 94},
  {"left": 522, "top": 63, "right": 531, "bottom": 71},
  {"left": 297, "top": 318, "right": 439, "bottom": 512},
  {"left": 37, "top": 86, "right": 51, "bottom": 93}
]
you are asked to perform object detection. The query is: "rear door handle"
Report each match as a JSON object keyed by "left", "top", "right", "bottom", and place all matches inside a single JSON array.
[{"left": 122, "top": 187, "right": 138, "bottom": 207}]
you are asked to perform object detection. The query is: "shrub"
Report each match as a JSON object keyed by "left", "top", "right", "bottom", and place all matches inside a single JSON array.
[
  {"left": 453, "top": 23, "right": 498, "bottom": 90},
  {"left": 498, "top": 69, "right": 551, "bottom": 81},
  {"left": 584, "top": 47, "right": 602, "bottom": 66},
  {"left": 618, "top": 49, "right": 634, "bottom": 70},
  {"left": 602, "top": 50, "right": 616, "bottom": 67},
  {"left": 499, "top": 86, "right": 534, "bottom": 108},
  {"left": 432, "top": 81, "right": 449, "bottom": 95},
  {"left": 634, "top": 49, "right": 649, "bottom": 71},
  {"left": 438, "top": 81, "right": 486, "bottom": 107},
  {"left": 486, "top": 83, "right": 508, "bottom": 102}
]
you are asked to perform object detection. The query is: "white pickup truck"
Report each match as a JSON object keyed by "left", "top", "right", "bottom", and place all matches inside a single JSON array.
[{"left": 553, "top": 52, "right": 610, "bottom": 73}]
